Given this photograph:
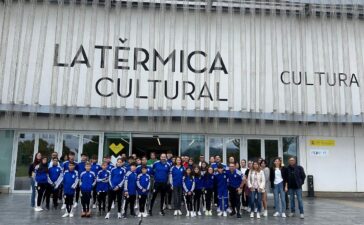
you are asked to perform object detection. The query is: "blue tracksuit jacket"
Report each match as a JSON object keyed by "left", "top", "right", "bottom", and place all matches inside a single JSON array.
[
  {"left": 96, "top": 170, "right": 110, "bottom": 192},
  {"left": 183, "top": 175, "right": 195, "bottom": 193},
  {"left": 153, "top": 161, "right": 170, "bottom": 183},
  {"left": 169, "top": 165, "right": 184, "bottom": 188},
  {"left": 63, "top": 170, "right": 79, "bottom": 195},
  {"left": 124, "top": 171, "right": 138, "bottom": 195},
  {"left": 109, "top": 166, "right": 126, "bottom": 190},
  {"left": 80, "top": 171, "right": 96, "bottom": 192},
  {"left": 136, "top": 173, "right": 150, "bottom": 195}
]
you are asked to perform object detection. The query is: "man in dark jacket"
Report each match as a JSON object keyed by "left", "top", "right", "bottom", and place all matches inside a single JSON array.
[{"left": 284, "top": 157, "right": 306, "bottom": 219}]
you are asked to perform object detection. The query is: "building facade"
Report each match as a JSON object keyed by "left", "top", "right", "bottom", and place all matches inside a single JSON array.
[{"left": 0, "top": 0, "right": 364, "bottom": 194}]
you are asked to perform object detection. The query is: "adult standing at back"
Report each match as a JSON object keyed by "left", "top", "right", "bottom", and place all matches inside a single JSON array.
[
  {"left": 149, "top": 153, "right": 170, "bottom": 216},
  {"left": 284, "top": 157, "right": 306, "bottom": 219}
]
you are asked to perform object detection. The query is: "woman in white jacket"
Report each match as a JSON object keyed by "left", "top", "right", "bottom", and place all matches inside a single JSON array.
[{"left": 247, "top": 161, "right": 265, "bottom": 219}]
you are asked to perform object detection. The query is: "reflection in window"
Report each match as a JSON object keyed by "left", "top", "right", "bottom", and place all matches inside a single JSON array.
[
  {"left": 209, "top": 137, "right": 223, "bottom": 161},
  {"left": 82, "top": 135, "right": 99, "bottom": 160},
  {"left": 181, "top": 135, "right": 205, "bottom": 163},
  {"left": 38, "top": 134, "right": 55, "bottom": 158},
  {"left": 283, "top": 137, "right": 298, "bottom": 166},
  {"left": 265, "top": 140, "right": 278, "bottom": 167},
  {"left": 248, "top": 139, "right": 261, "bottom": 161},
  {"left": 226, "top": 138, "right": 240, "bottom": 163},
  {"left": 62, "top": 134, "right": 80, "bottom": 161}
]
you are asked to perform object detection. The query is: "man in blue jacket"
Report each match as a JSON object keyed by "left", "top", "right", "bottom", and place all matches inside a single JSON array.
[
  {"left": 105, "top": 158, "right": 126, "bottom": 219},
  {"left": 284, "top": 157, "right": 306, "bottom": 219},
  {"left": 226, "top": 162, "right": 243, "bottom": 218},
  {"left": 149, "top": 153, "right": 170, "bottom": 216}
]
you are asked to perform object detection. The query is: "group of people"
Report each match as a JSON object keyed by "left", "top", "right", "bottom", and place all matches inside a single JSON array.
[{"left": 29, "top": 150, "right": 306, "bottom": 220}]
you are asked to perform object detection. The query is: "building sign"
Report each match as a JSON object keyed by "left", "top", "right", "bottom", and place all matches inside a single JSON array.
[
  {"left": 309, "top": 139, "right": 336, "bottom": 147},
  {"left": 310, "top": 149, "right": 329, "bottom": 157}
]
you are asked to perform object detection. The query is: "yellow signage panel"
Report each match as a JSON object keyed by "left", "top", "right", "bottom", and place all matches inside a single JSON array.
[
  {"left": 309, "top": 139, "right": 336, "bottom": 147},
  {"left": 109, "top": 143, "right": 124, "bottom": 155}
]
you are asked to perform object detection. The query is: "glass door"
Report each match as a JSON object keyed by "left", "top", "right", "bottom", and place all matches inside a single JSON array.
[
  {"left": 246, "top": 137, "right": 280, "bottom": 166},
  {"left": 13, "top": 133, "right": 35, "bottom": 191},
  {"left": 208, "top": 137, "right": 241, "bottom": 164}
]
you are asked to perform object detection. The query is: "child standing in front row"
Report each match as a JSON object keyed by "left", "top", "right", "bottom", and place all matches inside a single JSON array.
[
  {"left": 183, "top": 167, "right": 195, "bottom": 217},
  {"left": 124, "top": 163, "right": 138, "bottom": 218},
  {"left": 62, "top": 162, "right": 79, "bottom": 218},
  {"left": 215, "top": 164, "right": 228, "bottom": 217},
  {"left": 96, "top": 162, "right": 110, "bottom": 214},
  {"left": 137, "top": 165, "right": 150, "bottom": 217},
  {"left": 80, "top": 162, "right": 96, "bottom": 217},
  {"left": 203, "top": 167, "right": 215, "bottom": 216}
]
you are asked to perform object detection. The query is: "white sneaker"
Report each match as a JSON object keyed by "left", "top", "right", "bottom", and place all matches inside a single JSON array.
[
  {"left": 72, "top": 202, "right": 78, "bottom": 208},
  {"left": 168, "top": 204, "right": 172, "bottom": 210},
  {"left": 178, "top": 210, "right": 182, "bottom": 215},
  {"left": 92, "top": 204, "right": 96, "bottom": 209},
  {"left": 191, "top": 212, "right": 196, "bottom": 217},
  {"left": 227, "top": 208, "right": 232, "bottom": 213},
  {"left": 34, "top": 206, "right": 43, "bottom": 212},
  {"left": 118, "top": 212, "right": 122, "bottom": 219},
  {"left": 143, "top": 212, "right": 148, "bottom": 217},
  {"left": 282, "top": 213, "right": 286, "bottom": 218},
  {"left": 186, "top": 211, "right": 190, "bottom": 217},
  {"left": 69, "top": 212, "right": 74, "bottom": 218},
  {"left": 61, "top": 204, "right": 66, "bottom": 210},
  {"left": 62, "top": 212, "right": 69, "bottom": 217},
  {"left": 205, "top": 210, "right": 209, "bottom": 216},
  {"left": 138, "top": 213, "right": 142, "bottom": 217},
  {"left": 263, "top": 210, "right": 268, "bottom": 217},
  {"left": 273, "top": 212, "right": 280, "bottom": 217},
  {"left": 105, "top": 212, "right": 110, "bottom": 219},
  {"left": 288, "top": 212, "right": 295, "bottom": 217},
  {"left": 217, "top": 207, "right": 221, "bottom": 213},
  {"left": 256, "top": 213, "right": 261, "bottom": 219},
  {"left": 250, "top": 212, "right": 254, "bottom": 218},
  {"left": 197, "top": 211, "right": 202, "bottom": 216},
  {"left": 247, "top": 207, "right": 251, "bottom": 212},
  {"left": 217, "top": 211, "right": 223, "bottom": 216},
  {"left": 223, "top": 211, "right": 227, "bottom": 217},
  {"left": 209, "top": 210, "right": 213, "bottom": 216},
  {"left": 174, "top": 210, "right": 178, "bottom": 216},
  {"left": 300, "top": 214, "right": 304, "bottom": 219}
]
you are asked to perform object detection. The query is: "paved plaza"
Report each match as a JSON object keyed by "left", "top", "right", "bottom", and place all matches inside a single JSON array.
[{"left": 0, "top": 194, "right": 363, "bottom": 225}]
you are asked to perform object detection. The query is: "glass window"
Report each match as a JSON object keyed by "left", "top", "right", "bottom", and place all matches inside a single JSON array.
[
  {"left": 283, "top": 137, "right": 298, "bottom": 166},
  {"left": 82, "top": 135, "right": 100, "bottom": 160},
  {"left": 248, "top": 139, "right": 261, "bottom": 161},
  {"left": 209, "top": 137, "right": 223, "bottom": 161},
  {"left": 38, "top": 133, "right": 55, "bottom": 159},
  {"left": 104, "top": 133, "right": 130, "bottom": 164},
  {"left": 14, "top": 133, "right": 35, "bottom": 190},
  {"left": 0, "top": 130, "right": 14, "bottom": 186},
  {"left": 180, "top": 135, "right": 205, "bottom": 163},
  {"left": 62, "top": 134, "right": 80, "bottom": 162},
  {"left": 265, "top": 140, "right": 279, "bottom": 167},
  {"left": 226, "top": 138, "right": 240, "bottom": 163}
]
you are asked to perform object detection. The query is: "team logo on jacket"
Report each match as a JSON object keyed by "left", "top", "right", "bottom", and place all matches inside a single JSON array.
[{"left": 72, "top": 175, "right": 75, "bottom": 178}]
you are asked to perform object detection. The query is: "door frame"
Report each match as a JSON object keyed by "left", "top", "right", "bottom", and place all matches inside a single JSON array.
[{"left": 245, "top": 135, "right": 282, "bottom": 161}]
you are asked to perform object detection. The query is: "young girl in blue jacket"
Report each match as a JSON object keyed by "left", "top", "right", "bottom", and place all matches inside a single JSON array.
[
  {"left": 183, "top": 167, "right": 195, "bottom": 217},
  {"left": 137, "top": 165, "right": 151, "bottom": 218},
  {"left": 124, "top": 163, "right": 138, "bottom": 218},
  {"left": 203, "top": 167, "right": 215, "bottom": 216},
  {"left": 34, "top": 157, "right": 51, "bottom": 212},
  {"left": 62, "top": 162, "right": 79, "bottom": 218},
  {"left": 193, "top": 166, "right": 204, "bottom": 216},
  {"left": 96, "top": 162, "right": 110, "bottom": 214}
]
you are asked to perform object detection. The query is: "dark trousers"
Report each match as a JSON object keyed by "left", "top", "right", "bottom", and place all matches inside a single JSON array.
[
  {"left": 125, "top": 195, "right": 136, "bottom": 215},
  {"left": 205, "top": 188, "right": 213, "bottom": 211},
  {"left": 108, "top": 189, "right": 123, "bottom": 213},
  {"left": 65, "top": 194, "right": 74, "bottom": 213},
  {"left": 37, "top": 183, "right": 50, "bottom": 208},
  {"left": 150, "top": 182, "right": 168, "bottom": 211},
  {"left": 52, "top": 187, "right": 60, "bottom": 208},
  {"left": 92, "top": 186, "right": 97, "bottom": 204},
  {"left": 97, "top": 192, "right": 107, "bottom": 212},
  {"left": 241, "top": 184, "right": 248, "bottom": 207},
  {"left": 167, "top": 185, "right": 172, "bottom": 205},
  {"left": 139, "top": 195, "right": 147, "bottom": 213},
  {"left": 185, "top": 194, "right": 193, "bottom": 211},
  {"left": 81, "top": 191, "right": 91, "bottom": 212},
  {"left": 172, "top": 187, "right": 183, "bottom": 210},
  {"left": 228, "top": 186, "right": 241, "bottom": 213},
  {"left": 193, "top": 189, "right": 203, "bottom": 212}
]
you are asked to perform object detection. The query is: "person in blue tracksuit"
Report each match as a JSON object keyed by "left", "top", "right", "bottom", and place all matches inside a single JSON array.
[
  {"left": 75, "top": 153, "right": 87, "bottom": 206},
  {"left": 169, "top": 157, "right": 184, "bottom": 216},
  {"left": 90, "top": 155, "right": 101, "bottom": 208},
  {"left": 48, "top": 158, "right": 63, "bottom": 209},
  {"left": 123, "top": 163, "right": 138, "bottom": 218},
  {"left": 104, "top": 155, "right": 114, "bottom": 172},
  {"left": 136, "top": 157, "right": 153, "bottom": 176},
  {"left": 105, "top": 158, "right": 126, "bottom": 219},
  {"left": 193, "top": 166, "right": 204, "bottom": 216},
  {"left": 215, "top": 164, "right": 228, "bottom": 217},
  {"left": 137, "top": 166, "right": 151, "bottom": 217},
  {"left": 34, "top": 157, "right": 51, "bottom": 211},
  {"left": 183, "top": 167, "right": 195, "bottom": 217},
  {"left": 149, "top": 154, "right": 170, "bottom": 216},
  {"left": 203, "top": 167, "right": 215, "bottom": 216},
  {"left": 62, "top": 162, "right": 79, "bottom": 218},
  {"left": 96, "top": 162, "right": 110, "bottom": 213},
  {"left": 80, "top": 162, "right": 96, "bottom": 217},
  {"left": 63, "top": 152, "right": 78, "bottom": 172},
  {"left": 227, "top": 162, "right": 243, "bottom": 218}
]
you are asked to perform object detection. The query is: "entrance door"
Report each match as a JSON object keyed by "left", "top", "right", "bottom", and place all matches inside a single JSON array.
[
  {"left": 12, "top": 132, "right": 56, "bottom": 192},
  {"left": 131, "top": 134, "right": 179, "bottom": 158},
  {"left": 247, "top": 137, "right": 280, "bottom": 166},
  {"left": 208, "top": 137, "right": 241, "bottom": 164}
]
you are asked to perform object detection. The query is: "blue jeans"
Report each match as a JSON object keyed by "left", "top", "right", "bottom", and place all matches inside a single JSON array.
[
  {"left": 288, "top": 188, "right": 304, "bottom": 214},
  {"left": 30, "top": 178, "right": 36, "bottom": 207},
  {"left": 250, "top": 190, "right": 262, "bottom": 212},
  {"left": 273, "top": 182, "right": 286, "bottom": 214}
]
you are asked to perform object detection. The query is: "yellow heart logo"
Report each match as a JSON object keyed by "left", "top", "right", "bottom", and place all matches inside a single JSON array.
[{"left": 109, "top": 143, "right": 124, "bottom": 155}]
